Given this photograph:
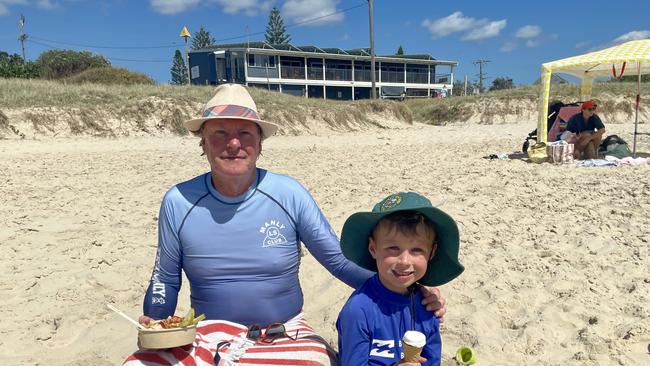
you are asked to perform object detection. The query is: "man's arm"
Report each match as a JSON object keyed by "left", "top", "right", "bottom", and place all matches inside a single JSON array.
[
  {"left": 141, "top": 191, "right": 183, "bottom": 321},
  {"left": 293, "top": 184, "right": 374, "bottom": 289}
]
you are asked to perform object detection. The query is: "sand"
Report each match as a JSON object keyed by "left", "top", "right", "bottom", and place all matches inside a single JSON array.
[{"left": 1, "top": 121, "right": 648, "bottom": 365}]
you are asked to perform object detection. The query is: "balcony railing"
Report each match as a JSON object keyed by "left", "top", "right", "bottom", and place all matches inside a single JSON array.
[
  {"left": 325, "top": 69, "right": 352, "bottom": 81},
  {"left": 381, "top": 70, "right": 404, "bottom": 83},
  {"left": 280, "top": 65, "right": 305, "bottom": 79},
  {"left": 406, "top": 73, "right": 428, "bottom": 84},
  {"left": 307, "top": 67, "right": 323, "bottom": 80},
  {"left": 432, "top": 73, "right": 451, "bottom": 84},
  {"left": 354, "top": 70, "right": 378, "bottom": 82}
]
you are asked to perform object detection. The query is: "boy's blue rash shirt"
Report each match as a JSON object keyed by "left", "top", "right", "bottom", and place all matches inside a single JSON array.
[
  {"left": 143, "top": 168, "right": 373, "bottom": 325},
  {"left": 337, "top": 275, "right": 441, "bottom": 366}
]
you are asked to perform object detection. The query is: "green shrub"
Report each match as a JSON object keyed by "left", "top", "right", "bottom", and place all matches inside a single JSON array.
[
  {"left": 0, "top": 51, "right": 39, "bottom": 78},
  {"left": 65, "top": 67, "right": 156, "bottom": 85},
  {"left": 37, "top": 49, "right": 110, "bottom": 79}
]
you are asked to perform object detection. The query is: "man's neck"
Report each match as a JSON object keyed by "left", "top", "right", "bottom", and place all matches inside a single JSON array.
[{"left": 211, "top": 169, "right": 257, "bottom": 197}]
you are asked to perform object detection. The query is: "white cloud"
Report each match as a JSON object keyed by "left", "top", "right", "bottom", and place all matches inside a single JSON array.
[
  {"left": 500, "top": 41, "right": 517, "bottom": 52},
  {"left": 421, "top": 11, "right": 476, "bottom": 38},
  {"left": 422, "top": 11, "right": 506, "bottom": 41},
  {"left": 612, "top": 30, "right": 650, "bottom": 44},
  {"left": 341, "top": 33, "right": 350, "bottom": 41},
  {"left": 149, "top": 0, "right": 271, "bottom": 16},
  {"left": 525, "top": 39, "right": 539, "bottom": 48},
  {"left": 575, "top": 41, "right": 591, "bottom": 48},
  {"left": 214, "top": 0, "right": 272, "bottom": 17},
  {"left": 36, "top": 0, "right": 55, "bottom": 9},
  {"left": 0, "top": 0, "right": 28, "bottom": 16},
  {"left": 150, "top": 0, "right": 200, "bottom": 15},
  {"left": 515, "top": 25, "right": 541, "bottom": 39},
  {"left": 282, "top": 0, "right": 343, "bottom": 26},
  {"left": 462, "top": 19, "right": 506, "bottom": 41}
]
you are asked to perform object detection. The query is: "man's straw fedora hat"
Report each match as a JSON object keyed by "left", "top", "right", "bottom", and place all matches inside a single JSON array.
[{"left": 184, "top": 84, "right": 278, "bottom": 139}]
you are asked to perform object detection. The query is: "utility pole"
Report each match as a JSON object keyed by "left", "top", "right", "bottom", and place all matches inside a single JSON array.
[
  {"left": 464, "top": 75, "right": 468, "bottom": 96},
  {"left": 473, "top": 59, "right": 490, "bottom": 94},
  {"left": 368, "top": 0, "right": 376, "bottom": 99},
  {"left": 180, "top": 26, "right": 191, "bottom": 85},
  {"left": 18, "top": 13, "right": 27, "bottom": 60}
]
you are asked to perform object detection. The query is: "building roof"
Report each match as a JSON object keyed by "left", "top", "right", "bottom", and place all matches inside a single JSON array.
[{"left": 192, "top": 42, "right": 452, "bottom": 64}]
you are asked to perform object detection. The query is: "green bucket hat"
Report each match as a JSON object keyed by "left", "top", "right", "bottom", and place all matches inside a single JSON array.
[{"left": 340, "top": 192, "right": 464, "bottom": 287}]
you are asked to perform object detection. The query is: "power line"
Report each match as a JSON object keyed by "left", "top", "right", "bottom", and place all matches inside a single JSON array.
[
  {"left": 26, "top": 39, "right": 170, "bottom": 63},
  {"left": 215, "top": 2, "right": 367, "bottom": 42},
  {"left": 21, "top": 3, "right": 368, "bottom": 64},
  {"left": 28, "top": 35, "right": 182, "bottom": 49},
  {"left": 25, "top": 2, "right": 367, "bottom": 51}
]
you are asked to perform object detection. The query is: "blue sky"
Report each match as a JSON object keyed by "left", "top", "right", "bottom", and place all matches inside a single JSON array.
[{"left": 1, "top": 0, "right": 649, "bottom": 85}]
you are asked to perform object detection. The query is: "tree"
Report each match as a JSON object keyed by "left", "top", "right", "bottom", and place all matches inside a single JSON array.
[
  {"left": 170, "top": 50, "right": 188, "bottom": 85},
  {"left": 396, "top": 45, "right": 404, "bottom": 55},
  {"left": 489, "top": 76, "right": 514, "bottom": 91},
  {"left": 191, "top": 26, "right": 216, "bottom": 50},
  {"left": 36, "top": 50, "right": 110, "bottom": 79},
  {"left": 453, "top": 79, "right": 478, "bottom": 96},
  {"left": 265, "top": 7, "right": 290, "bottom": 44},
  {"left": 0, "top": 51, "right": 39, "bottom": 78}
]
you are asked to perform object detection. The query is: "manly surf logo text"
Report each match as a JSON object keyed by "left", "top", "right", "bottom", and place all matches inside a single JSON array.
[{"left": 259, "top": 219, "right": 289, "bottom": 247}]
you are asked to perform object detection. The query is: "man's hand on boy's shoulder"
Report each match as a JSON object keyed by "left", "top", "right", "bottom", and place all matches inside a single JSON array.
[
  {"left": 393, "top": 356, "right": 427, "bottom": 365},
  {"left": 419, "top": 286, "right": 446, "bottom": 319}
]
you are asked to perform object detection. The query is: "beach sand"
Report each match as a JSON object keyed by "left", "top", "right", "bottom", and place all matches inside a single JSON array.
[{"left": 1, "top": 122, "right": 648, "bottom": 365}]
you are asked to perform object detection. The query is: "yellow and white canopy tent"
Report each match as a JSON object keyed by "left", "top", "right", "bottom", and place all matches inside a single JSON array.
[{"left": 537, "top": 39, "right": 650, "bottom": 156}]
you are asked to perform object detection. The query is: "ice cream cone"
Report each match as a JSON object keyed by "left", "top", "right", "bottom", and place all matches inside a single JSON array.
[
  {"left": 402, "top": 342, "right": 423, "bottom": 362},
  {"left": 402, "top": 330, "right": 426, "bottom": 363}
]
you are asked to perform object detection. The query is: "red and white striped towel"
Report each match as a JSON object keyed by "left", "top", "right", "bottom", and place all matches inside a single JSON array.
[{"left": 123, "top": 312, "right": 337, "bottom": 366}]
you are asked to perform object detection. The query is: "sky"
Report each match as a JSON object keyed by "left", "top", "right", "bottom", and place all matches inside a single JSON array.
[{"left": 1, "top": 0, "right": 649, "bottom": 85}]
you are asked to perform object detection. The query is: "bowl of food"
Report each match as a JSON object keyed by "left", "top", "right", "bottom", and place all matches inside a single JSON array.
[{"left": 138, "top": 310, "right": 205, "bottom": 349}]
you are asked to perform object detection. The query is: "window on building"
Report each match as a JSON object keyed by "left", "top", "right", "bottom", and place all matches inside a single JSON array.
[{"left": 248, "top": 54, "right": 276, "bottom": 67}]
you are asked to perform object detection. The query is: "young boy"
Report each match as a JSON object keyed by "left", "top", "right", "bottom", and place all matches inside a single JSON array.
[{"left": 337, "top": 192, "right": 464, "bottom": 366}]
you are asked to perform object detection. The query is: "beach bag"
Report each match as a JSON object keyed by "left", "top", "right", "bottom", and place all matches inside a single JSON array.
[
  {"left": 547, "top": 143, "right": 574, "bottom": 164},
  {"left": 527, "top": 142, "right": 548, "bottom": 163},
  {"left": 599, "top": 135, "right": 631, "bottom": 158}
]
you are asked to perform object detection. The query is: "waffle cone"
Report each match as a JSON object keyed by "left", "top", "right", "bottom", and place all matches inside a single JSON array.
[{"left": 402, "top": 342, "right": 423, "bottom": 363}]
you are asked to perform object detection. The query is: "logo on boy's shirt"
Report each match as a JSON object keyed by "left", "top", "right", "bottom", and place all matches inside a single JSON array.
[
  {"left": 369, "top": 339, "right": 395, "bottom": 358},
  {"left": 259, "top": 220, "right": 289, "bottom": 247}
]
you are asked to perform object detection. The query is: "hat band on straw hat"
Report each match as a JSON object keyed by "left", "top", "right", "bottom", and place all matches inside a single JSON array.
[{"left": 203, "top": 104, "right": 261, "bottom": 120}]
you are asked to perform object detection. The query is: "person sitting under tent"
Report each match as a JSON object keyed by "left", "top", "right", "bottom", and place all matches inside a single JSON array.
[{"left": 566, "top": 100, "right": 606, "bottom": 159}]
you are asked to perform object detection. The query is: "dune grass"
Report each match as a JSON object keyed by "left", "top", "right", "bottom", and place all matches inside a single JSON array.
[
  {"left": 1, "top": 78, "right": 647, "bottom": 137},
  {"left": 405, "top": 82, "right": 650, "bottom": 125}
]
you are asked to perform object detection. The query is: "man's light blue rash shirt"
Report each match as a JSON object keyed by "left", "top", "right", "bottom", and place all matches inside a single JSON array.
[{"left": 143, "top": 168, "right": 373, "bottom": 326}]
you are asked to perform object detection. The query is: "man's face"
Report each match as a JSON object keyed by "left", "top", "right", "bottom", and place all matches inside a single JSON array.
[
  {"left": 201, "top": 119, "right": 262, "bottom": 179},
  {"left": 368, "top": 227, "right": 436, "bottom": 295},
  {"left": 583, "top": 106, "right": 596, "bottom": 117}
]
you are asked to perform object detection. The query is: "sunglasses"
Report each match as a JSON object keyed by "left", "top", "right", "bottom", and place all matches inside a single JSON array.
[
  {"left": 247, "top": 323, "right": 299, "bottom": 343},
  {"left": 585, "top": 107, "right": 596, "bottom": 111}
]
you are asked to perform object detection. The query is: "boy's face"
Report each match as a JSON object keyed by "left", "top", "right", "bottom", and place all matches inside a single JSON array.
[{"left": 368, "top": 226, "right": 436, "bottom": 295}]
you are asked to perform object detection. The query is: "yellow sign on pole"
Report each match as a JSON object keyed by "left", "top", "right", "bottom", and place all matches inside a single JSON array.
[{"left": 180, "top": 26, "right": 191, "bottom": 38}]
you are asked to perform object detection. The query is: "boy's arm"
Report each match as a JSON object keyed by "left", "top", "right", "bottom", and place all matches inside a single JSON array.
[
  {"left": 337, "top": 304, "right": 373, "bottom": 366},
  {"left": 422, "top": 318, "right": 442, "bottom": 366}
]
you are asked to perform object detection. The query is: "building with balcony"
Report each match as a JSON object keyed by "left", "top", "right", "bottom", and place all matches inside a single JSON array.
[{"left": 188, "top": 42, "right": 457, "bottom": 100}]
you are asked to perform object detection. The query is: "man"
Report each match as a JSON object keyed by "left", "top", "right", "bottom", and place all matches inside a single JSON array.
[
  {"left": 566, "top": 100, "right": 606, "bottom": 159},
  {"left": 126, "top": 84, "right": 446, "bottom": 365}
]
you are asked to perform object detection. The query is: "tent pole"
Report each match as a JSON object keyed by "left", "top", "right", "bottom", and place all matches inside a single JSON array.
[{"left": 633, "top": 63, "right": 641, "bottom": 158}]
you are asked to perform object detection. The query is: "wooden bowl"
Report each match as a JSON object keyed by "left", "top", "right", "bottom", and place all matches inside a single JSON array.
[{"left": 138, "top": 325, "right": 197, "bottom": 349}]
